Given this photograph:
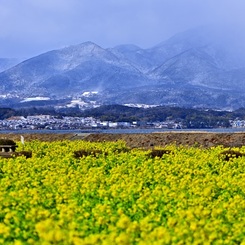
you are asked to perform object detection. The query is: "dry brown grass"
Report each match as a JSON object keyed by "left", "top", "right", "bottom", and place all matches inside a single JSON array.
[{"left": 1, "top": 132, "right": 245, "bottom": 148}]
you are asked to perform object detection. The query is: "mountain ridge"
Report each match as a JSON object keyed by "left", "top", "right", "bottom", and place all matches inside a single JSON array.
[{"left": 1, "top": 26, "right": 245, "bottom": 109}]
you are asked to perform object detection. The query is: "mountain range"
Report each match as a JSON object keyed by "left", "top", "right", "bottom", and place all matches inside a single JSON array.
[{"left": 1, "top": 26, "right": 245, "bottom": 109}]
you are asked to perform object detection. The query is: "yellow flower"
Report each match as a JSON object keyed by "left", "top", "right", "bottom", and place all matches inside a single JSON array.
[
  {"left": 115, "top": 233, "right": 130, "bottom": 245},
  {"left": 0, "top": 223, "right": 10, "bottom": 236},
  {"left": 116, "top": 215, "right": 131, "bottom": 229},
  {"left": 13, "top": 240, "right": 23, "bottom": 245}
]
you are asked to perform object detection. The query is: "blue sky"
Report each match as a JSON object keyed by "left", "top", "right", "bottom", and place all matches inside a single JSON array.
[{"left": 0, "top": 0, "right": 245, "bottom": 58}]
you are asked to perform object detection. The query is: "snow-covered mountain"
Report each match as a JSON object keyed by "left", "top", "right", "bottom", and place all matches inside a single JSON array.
[
  {"left": 1, "top": 26, "right": 245, "bottom": 109},
  {"left": 0, "top": 42, "right": 150, "bottom": 98}
]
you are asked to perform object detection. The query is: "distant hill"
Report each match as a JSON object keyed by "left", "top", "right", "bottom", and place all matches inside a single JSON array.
[
  {"left": 0, "top": 108, "right": 16, "bottom": 120},
  {"left": 1, "top": 26, "right": 245, "bottom": 109}
]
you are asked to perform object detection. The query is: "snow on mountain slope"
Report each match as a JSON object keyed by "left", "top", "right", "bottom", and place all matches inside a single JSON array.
[
  {"left": 1, "top": 26, "right": 245, "bottom": 109},
  {"left": 108, "top": 44, "right": 155, "bottom": 72},
  {"left": 0, "top": 41, "right": 150, "bottom": 98},
  {"left": 151, "top": 48, "right": 221, "bottom": 87}
]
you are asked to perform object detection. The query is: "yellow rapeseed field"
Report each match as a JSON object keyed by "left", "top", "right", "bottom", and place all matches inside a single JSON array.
[{"left": 0, "top": 140, "right": 245, "bottom": 244}]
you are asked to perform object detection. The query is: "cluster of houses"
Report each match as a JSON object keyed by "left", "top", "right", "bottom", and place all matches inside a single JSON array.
[
  {"left": 0, "top": 115, "right": 183, "bottom": 131},
  {"left": 1, "top": 114, "right": 244, "bottom": 131},
  {"left": 230, "top": 119, "right": 245, "bottom": 128}
]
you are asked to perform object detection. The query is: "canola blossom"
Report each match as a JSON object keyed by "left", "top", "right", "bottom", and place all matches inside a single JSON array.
[{"left": 0, "top": 140, "right": 245, "bottom": 244}]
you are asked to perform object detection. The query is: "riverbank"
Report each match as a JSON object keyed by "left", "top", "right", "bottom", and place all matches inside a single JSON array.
[{"left": 1, "top": 132, "right": 245, "bottom": 148}]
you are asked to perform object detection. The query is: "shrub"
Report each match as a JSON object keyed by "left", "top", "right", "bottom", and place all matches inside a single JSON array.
[
  {"left": 0, "top": 139, "right": 16, "bottom": 146},
  {"left": 219, "top": 149, "right": 245, "bottom": 161},
  {"left": 147, "top": 149, "right": 172, "bottom": 158},
  {"left": 73, "top": 149, "right": 104, "bottom": 158},
  {"left": 14, "top": 151, "right": 32, "bottom": 158}
]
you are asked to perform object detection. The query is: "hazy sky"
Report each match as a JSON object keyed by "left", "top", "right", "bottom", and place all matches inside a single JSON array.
[{"left": 1, "top": 0, "right": 245, "bottom": 58}]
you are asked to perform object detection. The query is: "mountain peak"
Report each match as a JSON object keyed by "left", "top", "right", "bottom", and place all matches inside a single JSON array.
[
  {"left": 81, "top": 41, "right": 100, "bottom": 46},
  {"left": 60, "top": 41, "right": 104, "bottom": 54}
]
